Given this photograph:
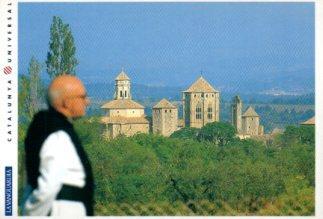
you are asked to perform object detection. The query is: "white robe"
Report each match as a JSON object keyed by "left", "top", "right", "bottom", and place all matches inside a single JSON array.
[{"left": 22, "top": 130, "right": 87, "bottom": 216}]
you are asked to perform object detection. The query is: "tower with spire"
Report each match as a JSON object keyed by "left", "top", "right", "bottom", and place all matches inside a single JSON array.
[
  {"left": 114, "top": 68, "right": 131, "bottom": 100},
  {"left": 101, "top": 69, "right": 149, "bottom": 138}
]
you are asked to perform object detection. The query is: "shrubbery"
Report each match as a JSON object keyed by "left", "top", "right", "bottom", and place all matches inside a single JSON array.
[{"left": 18, "top": 120, "right": 315, "bottom": 215}]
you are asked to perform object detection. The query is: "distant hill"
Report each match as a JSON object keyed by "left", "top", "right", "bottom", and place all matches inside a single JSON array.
[
  {"left": 86, "top": 82, "right": 184, "bottom": 101},
  {"left": 78, "top": 64, "right": 314, "bottom": 97},
  {"left": 86, "top": 81, "right": 314, "bottom": 133},
  {"left": 86, "top": 81, "right": 314, "bottom": 105}
]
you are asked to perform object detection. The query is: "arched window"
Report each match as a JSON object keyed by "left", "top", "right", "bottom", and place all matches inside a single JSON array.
[
  {"left": 120, "top": 91, "right": 123, "bottom": 97},
  {"left": 196, "top": 104, "right": 202, "bottom": 119},
  {"left": 125, "top": 90, "right": 127, "bottom": 97},
  {"left": 207, "top": 106, "right": 213, "bottom": 119}
]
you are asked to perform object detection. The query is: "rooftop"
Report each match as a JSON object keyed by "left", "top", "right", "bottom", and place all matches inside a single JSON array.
[
  {"left": 184, "top": 76, "right": 218, "bottom": 93},
  {"left": 101, "top": 116, "right": 149, "bottom": 124},
  {"left": 301, "top": 116, "right": 315, "bottom": 125},
  {"left": 242, "top": 106, "right": 259, "bottom": 117},
  {"left": 101, "top": 99, "right": 144, "bottom": 109},
  {"left": 153, "top": 98, "right": 177, "bottom": 109},
  {"left": 115, "top": 69, "right": 130, "bottom": 81}
]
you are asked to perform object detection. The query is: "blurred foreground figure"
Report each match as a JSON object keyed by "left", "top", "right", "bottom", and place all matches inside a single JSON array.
[{"left": 22, "top": 75, "right": 94, "bottom": 216}]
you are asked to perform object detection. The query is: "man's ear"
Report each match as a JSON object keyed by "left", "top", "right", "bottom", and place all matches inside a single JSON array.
[{"left": 61, "top": 98, "right": 69, "bottom": 110}]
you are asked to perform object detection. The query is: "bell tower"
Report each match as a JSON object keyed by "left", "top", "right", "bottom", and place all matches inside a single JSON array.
[{"left": 114, "top": 68, "right": 131, "bottom": 100}]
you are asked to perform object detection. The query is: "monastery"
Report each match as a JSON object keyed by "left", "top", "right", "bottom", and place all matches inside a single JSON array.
[{"left": 101, "top": 69, "right": 264, "bottom": 138}]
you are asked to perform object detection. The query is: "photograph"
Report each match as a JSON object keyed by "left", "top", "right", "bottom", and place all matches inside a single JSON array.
[{"left": 1, "top": 1, "right": 317, "bottom": 217}]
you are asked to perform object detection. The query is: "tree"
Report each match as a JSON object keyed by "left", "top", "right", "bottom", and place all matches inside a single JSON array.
[
  {"left": 282, "top": 125, "right": 315, "bottom": 147},
  {"left": 170, "top": 127, "right": 200, "bottom": 140},
  {"left": 46, "top": 16, "right": 78, "bottom": 78},
  {"left": 198, "top": 122, "right": 236, "bottom": 146},
  {"left": 28, "top": 57, "right": 43, "bottom": 115},
  {"left": 18, "top": 75, "right": 30, "bottom": 122},
  {"left": 19, "top": 57, "right": 44, "bottom": 123}
]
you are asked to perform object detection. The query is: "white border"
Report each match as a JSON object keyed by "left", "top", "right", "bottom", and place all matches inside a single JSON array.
[{"left": 0, "top": 0, "right": 18, "bottom": 217}]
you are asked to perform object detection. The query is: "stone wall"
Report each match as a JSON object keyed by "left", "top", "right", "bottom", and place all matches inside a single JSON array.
[
  {"left": 231, "top": 98, "right": 242, "bottom": 133},
  {"left": 105, "top": 123, "right": 149, "bottom": 138},
  {"left": 242, "top": 116, "right": 260, "bottom": 136},
  {"left": 184, "top": 92, "right": 219, "bottom": 128},
  {"left": 107, "top": 108, "right": 145, "bottom": 117},
  {"left": 153, "top": 108, "right": 178, "bottom": 136}
]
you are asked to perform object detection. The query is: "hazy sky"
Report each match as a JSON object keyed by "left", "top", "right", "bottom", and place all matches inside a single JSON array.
[{"left": 19, "top": 2, "right": 314, "bottom": 90}]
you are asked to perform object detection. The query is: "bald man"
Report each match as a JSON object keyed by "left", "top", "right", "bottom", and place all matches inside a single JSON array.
[{"left": 22, "top": 75, "right": 94, "bottom": 216}]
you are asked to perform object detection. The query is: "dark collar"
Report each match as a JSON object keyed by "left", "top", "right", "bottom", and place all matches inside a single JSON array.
[{"left": 48, "top": 106, "right": 73, "bottom": 127}]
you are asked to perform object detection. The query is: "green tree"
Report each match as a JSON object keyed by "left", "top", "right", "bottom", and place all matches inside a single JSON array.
[
  {"left": 282, "top": 125, "right": 315, "bottom": 147},
  {"left": 18, "top": 120, "right": 315, "bottom": 215},
  {"left": 46, "top": 16, "right": 78, "bottom": 78},
  {"left": 28, "top": 57, "right": 43, "bottom": 115},
  {"left": 198, "top": 122, "right": 236, "bottom": 146},
  {"left": 18, "top": 57, "right": 44, "bottom": 122},
  {"left": 18, "top": 75, "right": 30, "bottom": 122},
  {"left": 298, "top": 126, "right": 315, "bottom": 146},
  {"left": 170, "top": 127, "right": 200, "bottom": 140}
]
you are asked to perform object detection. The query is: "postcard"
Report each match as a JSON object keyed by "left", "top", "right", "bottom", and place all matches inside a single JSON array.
[{"left": 0, "top": 0, "right": 321, "bottom": 218}]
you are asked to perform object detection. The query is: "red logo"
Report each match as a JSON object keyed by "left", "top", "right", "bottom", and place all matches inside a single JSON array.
[{"left": 3, "top": 66, "right": 12, "bottom": 75}]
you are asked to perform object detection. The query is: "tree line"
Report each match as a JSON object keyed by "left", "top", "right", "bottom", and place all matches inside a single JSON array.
[
  {"left": 71, "top": 120, "right": 314, "bottom": 215},
  {"left": 18, "top": 116, "right": 314, "bottom": 215}
]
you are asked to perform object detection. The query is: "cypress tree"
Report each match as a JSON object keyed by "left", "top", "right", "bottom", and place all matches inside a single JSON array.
[{"left": 46, "top": 16, "right": 78, "bottom": 78}]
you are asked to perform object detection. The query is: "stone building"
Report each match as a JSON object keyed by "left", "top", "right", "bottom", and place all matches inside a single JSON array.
[
  {"left": 242, "top": 106, "right": 263, "bottom": 136},
  {"left": 300, "top": 116, "right": 315, "bottom": 126},
  {"left": 182, "top": 76, "right": 220, "bottom": 128},
  {"left": 231, "top": 95, "right": 242, "bottom": 134},
  {"left": 152, "top": 98, "right": 178, "bottom": 136},
  {"left": 177, "top": 119, "right": 185, "bottom": 130},
  {"left": 101, "top": 70, "right": 149, "bottom": 138},
  {"left": 231, "top": 96, "right": 264, "bottom": 136}
]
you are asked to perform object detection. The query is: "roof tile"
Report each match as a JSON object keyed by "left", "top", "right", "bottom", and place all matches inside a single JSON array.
[
  {"left": 301, "top": 116, "right": 315, "bottom": 125},
  {"left": 153, "top": 98, "right": 177, "bottom": 109},
  {"left": 242, "top": 106, "right": 259, "bottom": 117},
  {"left": 184, "top": 76, "right": 218, "bottom": 93},
  {"left": 101, "top": 116, "right": 149, "bottom": 124},
  {"left": 115, "top": 70, "right": 130, "bottom": 80},
  {"left": 101, "top": 99, "right": 144, "bottom": 109}
]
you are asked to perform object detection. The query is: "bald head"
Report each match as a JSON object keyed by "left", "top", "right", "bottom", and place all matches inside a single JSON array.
[{"left": 48, "top": 74, "right": 89, "bottom": 118}]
